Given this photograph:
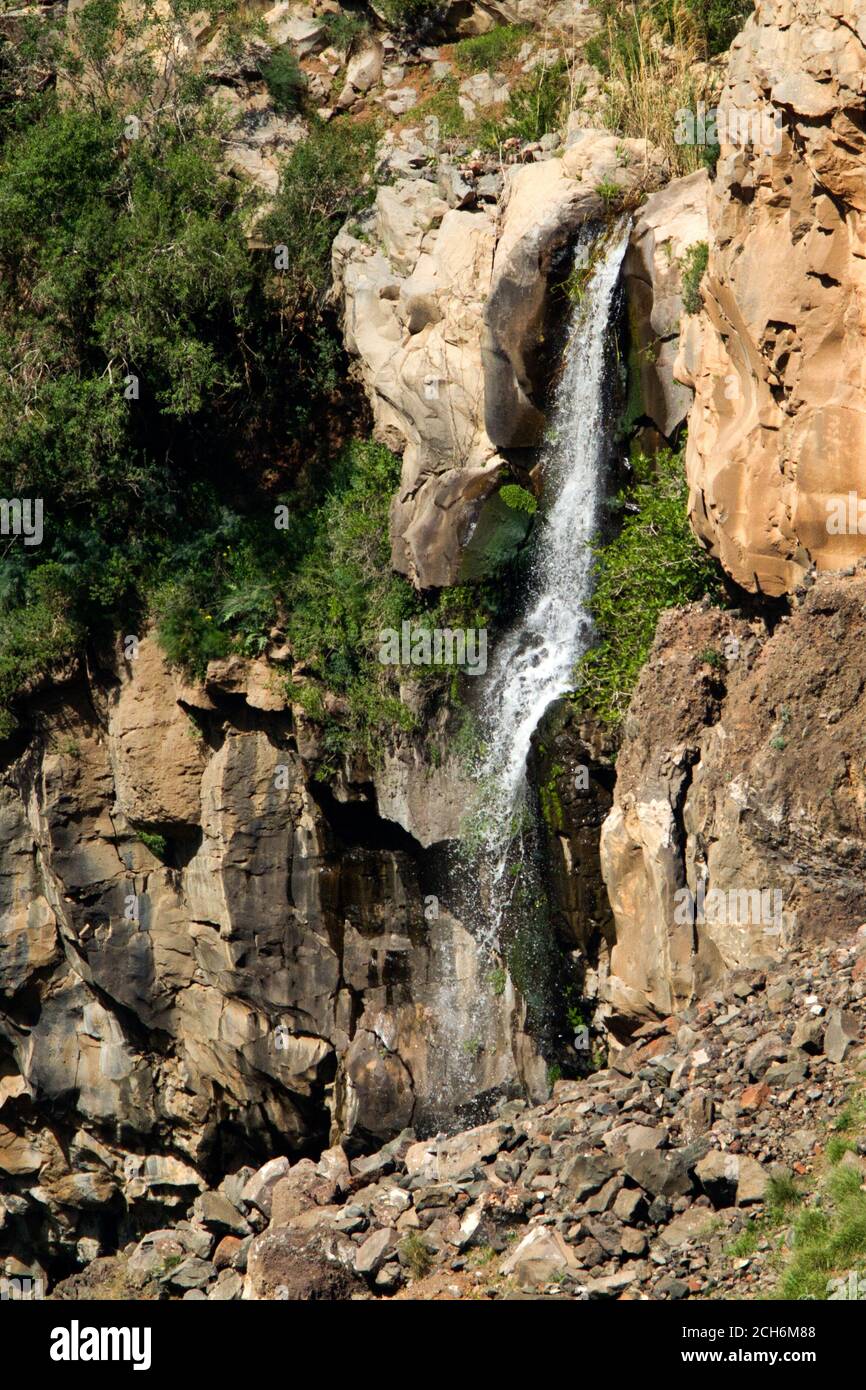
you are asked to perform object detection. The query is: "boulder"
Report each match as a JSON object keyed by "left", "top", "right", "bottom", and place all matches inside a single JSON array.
[
  {"left": 824, "top": 1009, "right": 859, "bottom": 1063},
  {"left": 244, "top": 1227, "right": 360, "bottom": 1300},
  {"left": 623, "top": 1148, "right": 692, "bottom": 1198},
  {"left": 499, "top": 1226, "right": 577, "bottom": 1289},
  {"left": 696, "top": 1151, "right": 768, "bottom": 1207}
]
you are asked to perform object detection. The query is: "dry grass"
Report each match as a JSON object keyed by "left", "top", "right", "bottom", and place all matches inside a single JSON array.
[{"left": 597, "top": 7, "right": 717, "bottom": 176}]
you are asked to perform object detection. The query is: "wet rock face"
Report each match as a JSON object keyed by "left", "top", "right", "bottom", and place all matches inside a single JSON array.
[
  {"left": 677, "top": 0, "right": 866, "bottom": 596},
  {"left": 601, "top": 572, "right": 866, "bottom": 1024},
  {"left": 0, "top": 639, "right": 534, "bottom": 1272},
  {"left": 529, "top": 701, "right": 615, "bottom": 963}
]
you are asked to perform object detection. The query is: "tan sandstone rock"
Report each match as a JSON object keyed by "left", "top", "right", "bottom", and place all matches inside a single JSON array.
[
  {"left": 335, "top": 131, "right": 663, "bottom": 588},
  {"left": 677, "top": 0, "right": 866, "bottom": 595}
]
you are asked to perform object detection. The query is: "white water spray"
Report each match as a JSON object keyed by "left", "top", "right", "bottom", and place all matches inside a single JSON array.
[
  {"left": 426, "top": 221, "right": 629, "bottom": 1127},
  {"left": 470, "top": 219, "right": 630, "bottom": 936}
]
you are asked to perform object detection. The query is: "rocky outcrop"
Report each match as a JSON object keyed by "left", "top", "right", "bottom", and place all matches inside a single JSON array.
[
  {"left": 623, "top": 169, "right": 709, "bottom": 439},
  {"left": 334, "top": 130, "right": 662, "bottom": 587},
  {"left": 484, "top": 134, "right": 663, "bottom": 450},
  {"left": 0, "top": 638, "right": 539, "bottom": 1276},
  {"left": 678, "top": 0, "right": 866, "bottom": 595},
  {"left": 601, "top": 571, "right": 866, "bottom": 1025},
  {"left": 42, "top": 926, "right": 866, "bottom": 1300},
  {"left": 528, "top": 700, "right": 615, "bottom": 987}
]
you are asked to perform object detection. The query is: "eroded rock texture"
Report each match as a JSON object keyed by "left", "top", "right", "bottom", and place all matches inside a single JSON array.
[
  {"left": 334, "top": 130, "right": 663, "bottom": 588},
  {"left": 601, "top": 571, "right": 866, "bottom": 1027},
  {"left": 623, "top": 170, "right": 709, "bottom": 439},
  {"left": 0, "top": 639, "right": 537, "bottom": 1272},
  {"left": 678, "top": 0, "right": 866, "bottom": 595}
]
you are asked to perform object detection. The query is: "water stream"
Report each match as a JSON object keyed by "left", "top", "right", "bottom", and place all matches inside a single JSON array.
[
  {"left": 471, "top": 218, "right": 630, "bottom": 938},
  {"left": 430, "top": 219, "right": 630, "bottom": 1124}
]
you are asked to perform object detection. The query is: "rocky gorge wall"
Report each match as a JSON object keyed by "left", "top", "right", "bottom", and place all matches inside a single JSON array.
[
  {"left": 678, "top": 0, "right": 866, "bottom": 595},
  {"left": 6, "top": 0, "right": 866, "bottom": 1302},
  {"left": 0, "top": 0, "right": 725, "bottom": 1280},
  {"left": 0, "top": 631, "right": 554, "bottom": 1273}
]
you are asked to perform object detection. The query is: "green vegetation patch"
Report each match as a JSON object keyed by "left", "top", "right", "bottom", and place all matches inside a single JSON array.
[
  {"left": 575, "top": 441, "right": 723, "bottom": 729},
  {"left": 453, "top": 25, "right": 532, "bottom": 73},
  {"left": 0, "top": 2, "right": 380, "bottom": 742},
  {"left": 681, "top": 240, "right": 709, "bottom": 315}
]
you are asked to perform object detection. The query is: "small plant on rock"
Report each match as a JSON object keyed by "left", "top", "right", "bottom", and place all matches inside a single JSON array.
[
  {"left": 400, "top": 1230, "right": 434, "bottom": 1280},
  {"left": 681, "top": 241, "right": 709, "bottom": 315}
]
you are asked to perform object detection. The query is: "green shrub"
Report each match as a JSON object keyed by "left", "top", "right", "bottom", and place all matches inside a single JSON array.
[
  {"left": 138, "top": 830, "right": 168, "bottom": 859},
  {"left": 766, "top": 1173, "right": 804, "bottom": 1218},
  {"left": 319, "top": 10, "right": 371, "bottom": 52},
  {"left": 400, "top": 1230, "right": 434, "bottom": 1279},
  {"left": 825, "top": 1135, "right": 856, "bottom": 1166},
  {"left": 153, "top": 581, "right": 233, "bottom": 678},
  {"left": 261, "top": 45, "right": 307, "bottom": 114},
  {"left": 503, "top": 58, "right": 569, "bottom": 143},
  {"left": 259, "top": 118, "right": 377, "bottom": 314},
  {"left": 591, "top": 0, "right": 753, "bottom": 63},
  {"left": 499, "top": 483, "right": 537, "bottom": 516},
  {"left": 595, "top": 178, "right": 621, "bottom": 206},
  {"left": 575, "top": 442, "right": 722, "bottom": 728},
  {"left": 377, "top": 0, "right": 443, "bottom": 40},
  {"left": 664, "top": 0, "right": 754, "bottom": 56},
  {"left": 453, "top": 24, "right": 531, "bottom": 73},
  {"left": 0, "top": 565, "right": 81, "bottom": 739},
  {"left": 587, "top": 3, "right": 714, "bottom": 178},
  {"left": 0, "top": 81, "right": 380, "bottom": 732},
  {"left": 413, "top": 75, "right": 467, "bottom": 139},
  {"left": 282, "top": 438, "right": 505, "bottom": 766},
  {"left": 681, "top": 240, "right": 709, "bottom": 315}
]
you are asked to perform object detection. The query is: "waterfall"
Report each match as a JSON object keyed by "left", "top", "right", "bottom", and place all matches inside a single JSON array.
[
  {"left": 471, "top": 218, "right": 630, "bottom": 929},
  {"left": 429, "top": 219, "right": 629, "bottom": 1125}
]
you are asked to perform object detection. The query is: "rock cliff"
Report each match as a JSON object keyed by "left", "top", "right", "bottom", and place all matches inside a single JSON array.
[
  {"left": 5, "top": 0, "right": 866, "bottom": 1312},
  {"left": 678, "top": 0, "right": 866, "bottom": 595}
]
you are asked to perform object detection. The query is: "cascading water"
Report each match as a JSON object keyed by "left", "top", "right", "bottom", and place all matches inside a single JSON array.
[
  {"left": 430, "top": 219, "right": 630, "bottom": 1124},
  {"left": 471, "top": 218, "right": 630, "bottom": 929}
]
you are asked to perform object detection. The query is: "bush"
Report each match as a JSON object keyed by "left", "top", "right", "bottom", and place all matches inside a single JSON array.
[
  {"left": 0, "top": 86, "right": 380, "bottom": 733},
  {"left": 503, "top": 58, "right": 570, "bottom": 143},
  {"left": 499, "top": 483, "right": 537, "bottom": 516},
  {"left": 283, "top": 440, "right": 430, "bottom": 764},
  {"left": 681, "top": 240, "right": 709, "bottom": 315},
  {"left": 413, "top": 76, "right": 467, "bottom": 140},
  {"left": 400, "top": 1230, "right": 434, "bottom": 1279},
  {"left": 588, "top": 2, "right": 715, "bottom": 177},
  {"left": 282, "top": 439, "right": 505, "bottom": 766},
  {"left": 662, "top": 0, "right": 754, "bottom": 56},
  {"left": 138, "top": 830, "right": 168, "bottom": 859},
  {"left": 575, "top": 442, "right": 722, "bottom": 728},
  {"left": 377, "top": 0, "right": 443, "bottom": 40},
  {"left": 453, "top": 24, "right": 531, "bottom": 73},
  {"left": 591, "top": 0, "right": 753, "bottom": 63},
  {"left": 319, "top": 11, "right": 371, "bottom": 52},
  {"left": 259, "top": 119, "right": 377, "bottom": 316},
  {"left": 261, "top": 46, "right": 306, "bottom": 115},
  {"left": 0, "top": 565, "right": 81, "bottom": 739}
]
